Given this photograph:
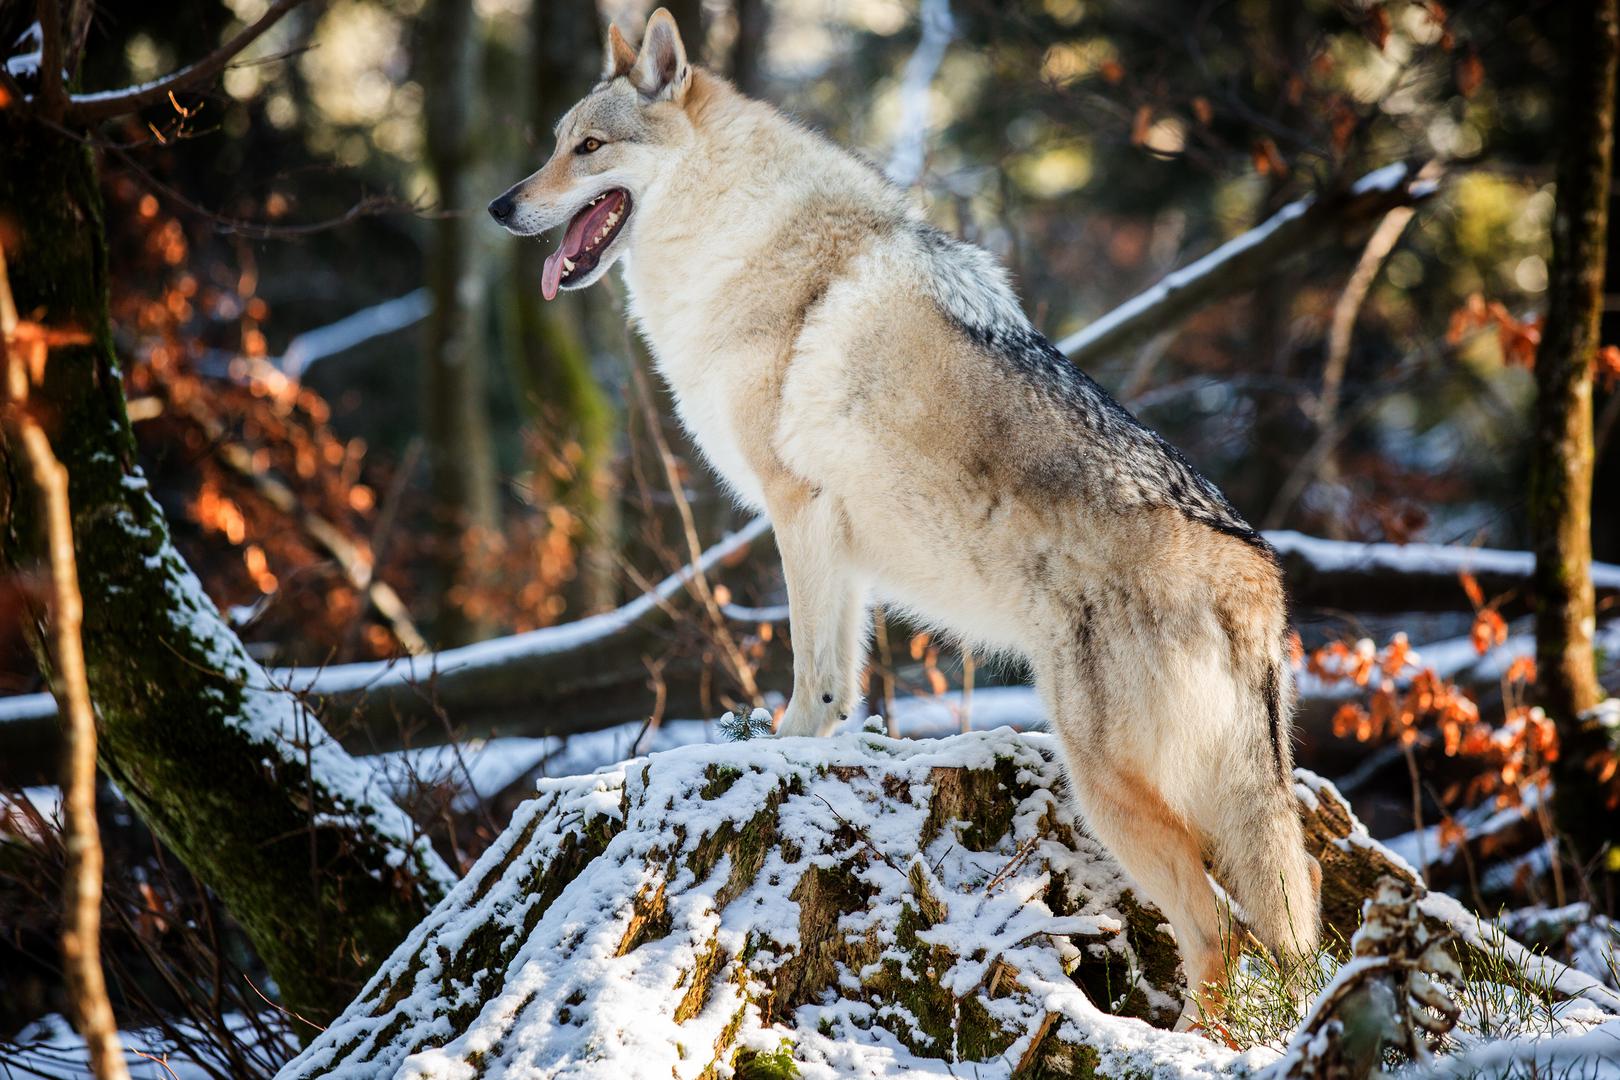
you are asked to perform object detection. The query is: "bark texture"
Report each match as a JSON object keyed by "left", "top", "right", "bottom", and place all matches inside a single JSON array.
[
  {"left": 0, "top": 116, "right": 450, "bottom": 1026},
  {"left": 1533, "top": 0, "right": 1617, "bottom": 868},
  {"left": 729, "top": 0, "right": 770, "bottom": 96}
]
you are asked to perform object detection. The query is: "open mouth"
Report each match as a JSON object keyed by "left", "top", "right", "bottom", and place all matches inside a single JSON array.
[{"left": 542, "top": 188, "right": 632, "bottom": 300}]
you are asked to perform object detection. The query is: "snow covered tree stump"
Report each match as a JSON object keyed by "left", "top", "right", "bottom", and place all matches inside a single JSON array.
[{"left": 277, "top": 729, "right": 1277, "bottom": 1079}]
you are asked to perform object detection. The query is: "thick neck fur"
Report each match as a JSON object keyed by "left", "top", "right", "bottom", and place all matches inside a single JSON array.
[{"left": 621, "top": 69, "right": 907, "bottom": 360}]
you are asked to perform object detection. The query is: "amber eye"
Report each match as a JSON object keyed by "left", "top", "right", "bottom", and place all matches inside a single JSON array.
[{"left": 576, "top": 137, "right": 603, "bottom": 154}]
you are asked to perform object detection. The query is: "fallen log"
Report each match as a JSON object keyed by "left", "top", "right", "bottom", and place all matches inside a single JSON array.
[{"left": 6, "top": 522, "right": 1617, "bottom": 784}]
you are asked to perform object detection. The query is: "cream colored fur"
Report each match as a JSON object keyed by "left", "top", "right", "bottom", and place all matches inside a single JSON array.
[{"left": 492, "top": 8, "right": 1322, "bottom": 1022}]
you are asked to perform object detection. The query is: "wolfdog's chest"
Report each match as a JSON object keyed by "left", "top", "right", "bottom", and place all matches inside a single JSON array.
[
  {"left": 665, "top": 372, "right": 767, "bottom": 509},
  {"left": 627, "top": 276, "right": 780, "bottom": 510}
]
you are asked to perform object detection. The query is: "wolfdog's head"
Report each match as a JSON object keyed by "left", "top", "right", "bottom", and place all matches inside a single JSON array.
[{"left": 488, "top": 8, "right": 695, "bottom": 300}]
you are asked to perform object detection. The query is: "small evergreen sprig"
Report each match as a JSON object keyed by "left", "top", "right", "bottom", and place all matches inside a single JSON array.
[{"left": 719, "top": 706, "right": 774, "bottom": 742}]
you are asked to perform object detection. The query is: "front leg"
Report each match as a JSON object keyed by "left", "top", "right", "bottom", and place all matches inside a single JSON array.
[{"left": 769, "top": 487, "right": 867, "bottom": 737}]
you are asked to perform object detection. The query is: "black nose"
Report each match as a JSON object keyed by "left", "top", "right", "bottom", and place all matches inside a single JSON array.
[{"left": 488, "top": 195, "right": 514, "bottom": 224}]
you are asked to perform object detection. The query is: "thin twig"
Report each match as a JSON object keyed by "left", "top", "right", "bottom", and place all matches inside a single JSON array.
[
  {"left": 1402, "top": 741, "right": 1427, "bottom": 889},
  {"left": 1260, "top": 201, "right": 1418, "bottom": 532},
  {"left": 106, "top": 142, "right": 422, "bottom": 240},
  {"left": 0, "top": 248, "right": 131, "bottom": 1079},
  {"left": 623, "top": 334, "right": 761, "bottom": 702},
  {"left": 131, "top": 1050, "right": 182, "bottom": 1080},
  {"left": 243, "top": 975, "right": 327, "bottom": 1034}
]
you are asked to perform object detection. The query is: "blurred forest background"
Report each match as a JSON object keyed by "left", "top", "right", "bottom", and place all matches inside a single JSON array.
[{"left": 2, "top": 0, "right": 1619, "bottom": 1075}]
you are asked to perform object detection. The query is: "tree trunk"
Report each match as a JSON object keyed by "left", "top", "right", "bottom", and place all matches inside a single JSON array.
[
  {"left": 1534, "top": 0, "right": 1616, "bottom": 874},
  {"left": 729, "top": 0, "right": 769, "bottom": 96},
  {"left": 420, "top": 0, "right": 501, "bottom": 645},
  {"left": 505, "top": 0, "right": 621, "bottom": 614},
  {"left": 0, "top": 118, "right": 452, "bottom": 1025},
  {"left": 279, "top": 734, "right": 1617, "bottom": 1079}
]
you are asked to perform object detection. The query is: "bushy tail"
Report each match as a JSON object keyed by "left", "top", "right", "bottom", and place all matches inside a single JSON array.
[
  {"left": 1216, "top": 783, "right": 1321, "bottom": 962},
  {"left": 1206, "top": 654, "right": 1322, "bottom": 963}
]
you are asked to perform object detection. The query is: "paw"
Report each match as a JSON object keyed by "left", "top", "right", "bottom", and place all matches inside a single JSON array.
[{"left": 775, "top": 696, "right": 843, "bottom": 737}]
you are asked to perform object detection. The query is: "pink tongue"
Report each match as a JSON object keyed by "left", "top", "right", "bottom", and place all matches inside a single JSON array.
[
  {"left": 541, "top": 197, "right": 616, "bottom": 302},
  {"left": 542, "top": 250, "right": 565, "bottom": 301}
]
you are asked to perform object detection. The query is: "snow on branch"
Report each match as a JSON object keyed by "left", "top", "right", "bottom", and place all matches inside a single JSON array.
[
  {"left": 276, "top": 288, "right": 431, "bottom": 378},
  {"left": 61, "top": 0, "right": 308, "bottom": 124},
  {"left": 1269, "top": 528, "right": 1620, "bottom": 614},
  {"left": 1055, "top": 162, "right": 1442, "bottom": 367},
  {"left": 0, "top": 517, "right": 769, "bottom": 777},
  {"left": 5, "top": 21, "right": 42, "bottom": 79}
]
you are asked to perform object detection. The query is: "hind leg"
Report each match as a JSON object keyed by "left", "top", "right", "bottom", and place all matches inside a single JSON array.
[{"left": 1063, "top": 759, "right": 1237, "bottom": 1024}]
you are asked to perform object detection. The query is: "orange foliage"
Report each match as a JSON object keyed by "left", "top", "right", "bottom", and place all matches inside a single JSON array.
[
  {"left": 100, "top": 173, "right": 575, "bottom": 659},
  {"left": 1599, "top": 345, "right": 1620, "bottom": 391},
  {"left": 1315, "top": 564, "right": 1620, "bottom": 819},
  {"left": 1447, "top": 294, "right": 1620, "bottom": 388},
  {"left": 1446, "top": 294, "right": 1541, "bottom": 368}
]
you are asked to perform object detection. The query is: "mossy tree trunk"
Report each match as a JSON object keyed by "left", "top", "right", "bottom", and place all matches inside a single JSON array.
[
  {"left": 0, "top": 115, "right": 451, "bottom": 1026},
  {"left": 1534, "top": 0, "right": 1617, "bottom": 878},
  {"left": 420, "top": 0, "right": 501, "bottom": 645},
  {"left": 504, "top": 0, "right": 621, "bottom": 613}
]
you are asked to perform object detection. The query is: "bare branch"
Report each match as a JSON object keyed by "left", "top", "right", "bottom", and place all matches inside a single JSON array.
[
  {"left": 1, "top": 246, "right": 131, "bottom": 1079},
  {"left": 1262, "top": 204, "right": 1417, "bottom": 531},
  {"left": 63, "top": 0, "right": 93, "bottom": 80},
  {"left": 1055, "top": 162, "right": 1442, "bottom": 367},
  {"left": 62, "top": 0, "right": 309, "bottom": 125},
  {"left": 106, "top": 142, "right": 423, "bottom": 239}
]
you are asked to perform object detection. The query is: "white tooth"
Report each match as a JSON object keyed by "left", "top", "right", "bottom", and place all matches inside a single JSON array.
[{"left": 563, "top": 258, "right": 575, "bottom": 272}]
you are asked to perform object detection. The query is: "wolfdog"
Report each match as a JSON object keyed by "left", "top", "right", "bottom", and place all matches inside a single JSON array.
[{"left": 489, "top": 7, "right": 1321, "bottom": 1019}]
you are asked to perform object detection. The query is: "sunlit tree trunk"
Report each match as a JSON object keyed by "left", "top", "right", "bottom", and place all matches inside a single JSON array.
[
  {"left": 420, "top": 0, "right": 500, "bottom": 644},
  {"left": 1535, "top": 0, "right": 1617, "bottom": 872},
  {"left": 0, "top": 115, "right": 450, "bottom": 1028}
]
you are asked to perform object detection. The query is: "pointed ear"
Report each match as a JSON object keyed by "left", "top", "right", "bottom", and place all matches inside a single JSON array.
[
  {"left": 630, "top": 8, "right": 691, "bottom": 104},
  {"left": 602, "top": 23, "right": 637, "bottom": 80}
]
